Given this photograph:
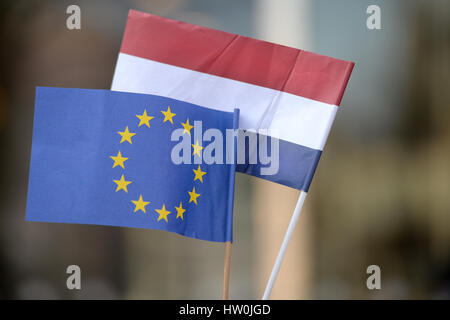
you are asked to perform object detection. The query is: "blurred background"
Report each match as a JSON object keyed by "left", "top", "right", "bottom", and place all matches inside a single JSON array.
[{"left": 0, "top": 0, "right": 449, "bottom": 299}]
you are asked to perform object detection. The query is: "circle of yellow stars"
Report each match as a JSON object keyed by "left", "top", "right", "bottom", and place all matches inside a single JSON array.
[{"left": 110, "top": 106, "right": 206, "bottom": 223}]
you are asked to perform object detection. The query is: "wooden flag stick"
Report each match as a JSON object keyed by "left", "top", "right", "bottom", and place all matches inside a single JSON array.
[
  {"left": 262, "top": 191, "right": 308, "bottom": 299},
  {"left": 222, "top": 241, "right": 232, "bottom": 299}
]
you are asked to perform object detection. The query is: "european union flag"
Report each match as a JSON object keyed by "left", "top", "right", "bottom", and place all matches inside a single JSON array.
[{"left": 26, "top": 87, "right": 238, "bottom": 242}]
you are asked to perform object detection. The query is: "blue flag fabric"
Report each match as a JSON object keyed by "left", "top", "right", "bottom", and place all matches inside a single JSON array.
[{"left": 26, "top": 87, "right": 238, "bottom": 242}]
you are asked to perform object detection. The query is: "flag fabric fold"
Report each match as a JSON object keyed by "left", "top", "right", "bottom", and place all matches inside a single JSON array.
[
  {"left": 26, "top": 87, "right": 238, "bottom": 242},
  {"left": 112, "top": 10, "right": 354, "bottom": 191}
]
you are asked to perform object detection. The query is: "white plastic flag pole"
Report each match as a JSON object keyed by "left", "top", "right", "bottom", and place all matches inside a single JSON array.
[{"left": 262, "top": 191, "right": 308, "bottom": 300}]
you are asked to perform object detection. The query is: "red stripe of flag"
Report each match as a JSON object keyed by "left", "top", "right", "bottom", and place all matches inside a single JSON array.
[{"left": 120, "top": 10, "right": 354, "bottom": 106}]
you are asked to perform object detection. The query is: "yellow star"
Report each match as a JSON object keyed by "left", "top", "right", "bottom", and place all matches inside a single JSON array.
[
  {"left": 181, "top": 118, "right": 194, "bottom": 135},
  {"left": 175, "top": 202, "right": 186, "bottom": 220},
  {"left": 193, "top": 165, "right": 206, "bottom": 183},
  {"left": 188, "top": 187, "right": 200, "bottom": 205},
  {"left": 113, "top": 174, "right": 132, "bottom": 193},
  {"left": 136, "top": 109, "right": 155, "bottom": 128},
  {"left": 161, "top": 106, "right": 176, "bottom": 124},
  {"left": 118, "top": 126, "right": 136, "bottom": 144},
  {"left": 192, "top": 140, "right": 204, "bottom": 157},
  {"left": 155, "top": 204, "right": 171, "bottom": 222},
  {"left": 110, "top": 150, "right": 128, "bottom": 169},
  {"left": 131, "top": 195, "right": 150, "bottom": 213}
]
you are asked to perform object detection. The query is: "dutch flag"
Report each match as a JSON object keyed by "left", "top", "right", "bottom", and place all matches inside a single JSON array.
[{"left": 112, "top": 10, "right": 354, "bottom": 191}]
